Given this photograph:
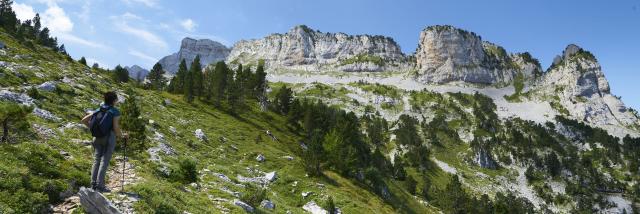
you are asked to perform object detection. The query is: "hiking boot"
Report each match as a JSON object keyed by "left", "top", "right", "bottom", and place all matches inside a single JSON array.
[
  {"left": 91, "top": 182, "right": 98, "bottom": 190},
  {"left": 97, "top": 186, "right": 111, "bottom": 193}
]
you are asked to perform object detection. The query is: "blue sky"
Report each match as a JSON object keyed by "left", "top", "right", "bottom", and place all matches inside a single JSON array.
[{"left": 11, "top": 0, "right": 640, "bottom": 109}]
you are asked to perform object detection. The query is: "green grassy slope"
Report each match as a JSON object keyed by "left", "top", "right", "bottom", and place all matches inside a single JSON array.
[{"left": 0, "top": 30, "right": 435, "bottom": 213}]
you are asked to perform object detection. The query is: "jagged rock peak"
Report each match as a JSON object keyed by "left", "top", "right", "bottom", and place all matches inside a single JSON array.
[
  {"left": 124, "top": 65, "right": 149, "bottom": 81},
  {"left": 414, "top": 25, "right": 540, "bottom": 84},
  {"left": 550, "top": 44, "right": 598, "bottom": 69},
  {"left": 226, "top": 25, "right": 410, "bottom": 72},
  {"left": 157, "top": 37, "right": 231, "bottom": 74}
]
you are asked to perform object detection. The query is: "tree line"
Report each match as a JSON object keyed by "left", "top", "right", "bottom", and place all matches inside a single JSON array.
[{"left": 0, "top": 0, "right": 64, "bottom": 52}]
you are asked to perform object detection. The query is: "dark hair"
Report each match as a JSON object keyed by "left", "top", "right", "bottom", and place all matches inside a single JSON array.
[{"left": 104, "top": 91, "right": 118, "bottom": 105}]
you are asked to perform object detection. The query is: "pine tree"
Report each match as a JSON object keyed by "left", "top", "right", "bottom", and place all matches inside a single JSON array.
[
  {"left": 184, "top": 64, "right": 194, "bottom": 103},
  {"left": 0, "top": 0, "right": 17, "bottom": 33},
  {"left": 227, "top": 68, "right": 242, "bottom": 114},
  {"left": 147, "top": 63, "right": 166, "bottom": 90},
  {"left": 190, "top": 56, "right": 203, "bottom": 97},
  {"left": 211, "top": 61, "right": 229, "bottom": 106},
  {"left": 303, "top": 129, "right": 324, "bottom": 176},
  {"left": 32, "top": 13, "right": 40, "bottom": 35},
  {"left": 274, "top": 85, "right": 293, "bottom": 114},
  {"left": 113, "top": 65, "right": 129, "bottom": 83},
  {"left": 170, "top": 59, "right": 188, "bottom": 94},
  {"left": 92, "top": 63, "right": 100, "bottom": 70},
  {"left": 0, "top": 101, "right": 32, "bottom": 143},
  {"left": 253, "top": 60, "right": 267, "bottom": 110},
  {"left": 120, "top": 89, "right": 146, "bottom": 151},
  {"left": 78, "top": 57, "right": 87, "bottom": 66}
]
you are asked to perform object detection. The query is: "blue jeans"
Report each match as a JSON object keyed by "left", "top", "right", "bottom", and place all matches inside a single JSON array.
[{"left": 91, "top": 132, "right": 116, "bottom": 189}]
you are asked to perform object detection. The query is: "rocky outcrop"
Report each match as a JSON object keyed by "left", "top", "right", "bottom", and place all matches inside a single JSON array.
[
  {"left": 414, "top": 25, "right": 541, "bottom": 84},
  {"left": 302, "top": 201, "right": 328, "bottom": 214},
  {"left": 78, "top": 187, "right": 121, "bottom": 214},
  {"left": 124, "top": 65, "right": 149, "bottom": 81},
  {"left": 158, "top": 38, "right": 230, "bottom": 74},
  {"left": 534, "top": 44, "right": 639, "bottom": 136},
  {"left": 227, "top": 25, "right": 409, "bottom": 72}
]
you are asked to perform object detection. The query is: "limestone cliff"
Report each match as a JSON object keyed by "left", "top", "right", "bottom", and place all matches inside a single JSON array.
[
  {"left": 227, "top": 25, "right": 410, "bottom": 72},
  {"left": 158, "top": 38, "right": 230, "bottom": 74}
]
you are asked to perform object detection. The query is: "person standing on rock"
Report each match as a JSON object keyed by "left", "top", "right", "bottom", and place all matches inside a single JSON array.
[{"left": 81, "top": 91, "right": 128, "bottom": 193}]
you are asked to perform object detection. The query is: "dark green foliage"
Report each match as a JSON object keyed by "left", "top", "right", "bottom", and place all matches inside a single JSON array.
[
  {"left": 190, "top": 56, "right": 203, "bottom": 97},
  {"left": 113, "top": 65, "right": 129, "bottom": 83},
  {"left": 302, "top": 129, "right": 324, "bottom": 176},
  {"left": 171, "top": 157, "right": 197, "bottom": 184},
  {"left": 78, "top": 57, "right": 87, "bottom": 66},
  {"left": 147, "top": 63, "right": 166, "bottom": 90},
  {"left": 392, "top": 156, "right": 407, "bottom": 180},
  {"left": 210, "top": 61, "right": 229, "bottom": 106},
  {"left": 545, "top": 152, "right": 561, "bottom": 177},
  {"left": 240, "top": 184, "right": 267, "bottom": 208},
  {"left": 364, "top": 112, "right": 388, "bottom": 147},
  {"left": 394, "top": 114, "right": 421, "bottom": 147},
  {"left": 405, "top": 175, "right": 417, "bottom": 195},
  {"left": 26, "top": 87, "right": 40, "bottom": 99},
  {"left": 324, "top": 196, "right": 337, "bottom": 214},
  {"left": 0, "top": 101, "right": 32, "bottom": 143},
  {"left": 340, "top": 54, "right": 385, "bottom": 66},
  {"left": 120, "top": 89, "right": 146, "bottom": 151},
  {"left": 273, "top": 85, "right": 293, "bottom": 114},
  {"left": 169, "top": 59, "right": 188, "bottom": 93}
]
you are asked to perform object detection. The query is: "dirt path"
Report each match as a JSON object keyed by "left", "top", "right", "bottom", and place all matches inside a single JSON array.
[{"left": 52, "top": 155, "right": 142, "bottom": 214}]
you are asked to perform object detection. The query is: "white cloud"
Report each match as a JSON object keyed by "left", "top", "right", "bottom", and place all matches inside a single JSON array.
[
  {"left": 12, "top": 2, "right": 36, "bottom": 21},
  {"left": 128, "top": 49, "right": 157, "bottom": 65},
  {"left": 77, "top": 1, "right": 91, "bottom": 23},
  {"left": 42, "top": 4, "right": 73, "bottom": 34},
  {"left": 122, "top": 0, "right": 158, "bottom": 8},
  {"left": 59, "top": 33, "right": 110, "bottom": 50},
  {"left": 111, "top": 13, "right": 168, "bottom": 50},
  {"left": 180, "top": 19, "right": 197, "bottom": 32}
]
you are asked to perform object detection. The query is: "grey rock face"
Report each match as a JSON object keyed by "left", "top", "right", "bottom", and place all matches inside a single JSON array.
[
  {"left": 536, "top": 44, "right": 638, "bottom": 134},
  {"left": 158, "top": 38, "right": 230, "bottom": 74},
  {"left": 260, "top": 200, "right": 275, "bottom": 210},
  {"left": 233, "top": 199, "right": 254, "bottom": 213},
  {"left": 414, "top": 25, "right": 540, "bottom": 84},
  {"left": 474, "top": 148, "right": 498, "bottom": 169},
  {"left": 124, "top": 65, "right": 149, "bottom": 81},
  {"left": 78, "top": 187, "right": 121, "bottom": 214},
  {"left": 227, "top": 25, "right": 409, "bottom": 72},
  {"left": 37, "top": 81, "right": 57, "bottom": 91}
]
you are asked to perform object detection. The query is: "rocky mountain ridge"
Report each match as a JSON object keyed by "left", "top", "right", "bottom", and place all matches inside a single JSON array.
[
  {"left": 157, "top": 37, "right": 230, "bottom": 74},
  {"left": 226, "top": 25, "right": 409, "bottom": 72},
  {"left": 157, "top": 25, "right": 639, "bottom": 136}
]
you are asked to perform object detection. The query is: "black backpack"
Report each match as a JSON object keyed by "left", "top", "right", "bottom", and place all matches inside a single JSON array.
[{"left": 89, "top": 105, "right": 114, "bottom": 138}]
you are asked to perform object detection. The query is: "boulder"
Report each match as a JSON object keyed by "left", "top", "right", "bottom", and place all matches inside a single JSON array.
[
  {"left": 37, "top": 81, "right": 57, "bottom": 91},
  {"left": 78, "top": 187, "right": 121, "bottom": 214},
  {"left": 0, "top": 90, "right": 35, "bottom": 105},
  {"left": 233, "top": 199, "right": 254, "bottom": 213},
  {"left": 256, "top": 154, "right": 265, "bottom": 162},
  {"left": 169, "top": 126, "right": 177, "bottom": 134},
  {"left": 194, "top": 129, "right": 207, "bottom": 141},
  {"left": 260, "top": 200, "right": 275, "bottom": 210},
  {"left": 264, "top": 171, "right": 277, "bottom": 182},
  {"left": 302, "top": 201, "right": 328, "bottom": 214}
]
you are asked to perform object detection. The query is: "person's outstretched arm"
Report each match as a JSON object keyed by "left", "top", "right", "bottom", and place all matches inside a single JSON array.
[{"left": 81, "top": 113, "right": 92, "bottom": 127}]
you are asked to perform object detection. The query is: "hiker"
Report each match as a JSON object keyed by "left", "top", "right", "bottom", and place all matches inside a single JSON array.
[{"left": 81, "top": 91, "right": 128, "bottom": 193}]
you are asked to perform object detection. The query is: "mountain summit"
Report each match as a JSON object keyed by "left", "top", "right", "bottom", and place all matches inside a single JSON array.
[
  {"left": 227, "top": 25, "right": 409, "bottom": 72},
  {"left": 157, "top": 37, "right": 230, "bottom": 74}
]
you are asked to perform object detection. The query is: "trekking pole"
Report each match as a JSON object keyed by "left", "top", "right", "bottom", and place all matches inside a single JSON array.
[{"left": 121, "top": 137, "right": 127, "bottom": 193}]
